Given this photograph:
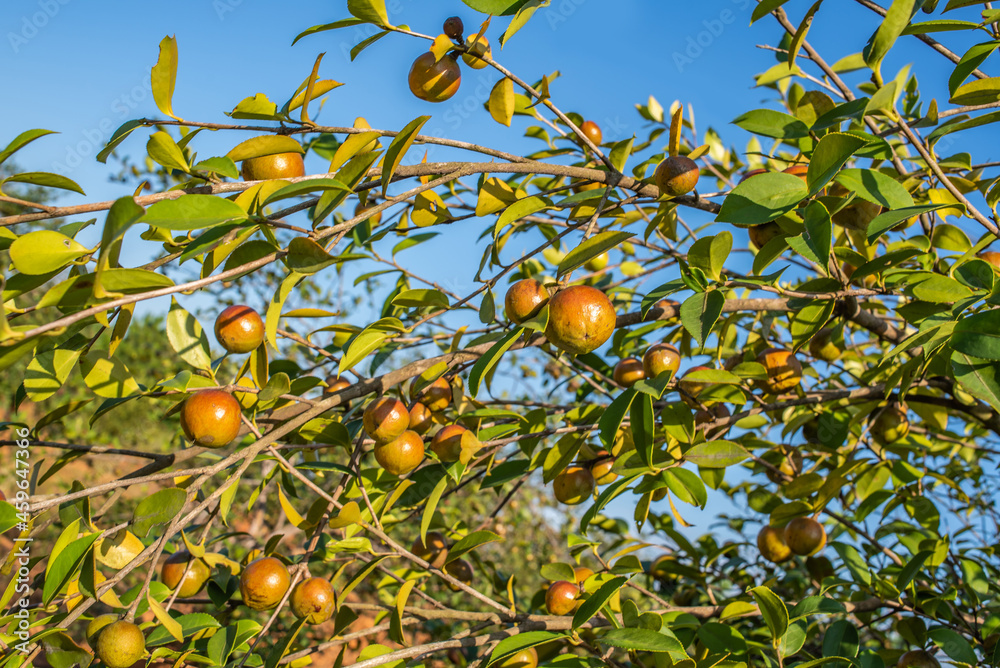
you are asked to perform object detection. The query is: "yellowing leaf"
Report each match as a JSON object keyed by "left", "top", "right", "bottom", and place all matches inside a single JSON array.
[
  {"left": 151, "top": 35, "right": 181, "bottom": 121},
  {"left": 488, "top": 78, "right": 515, "bottom": 127}
]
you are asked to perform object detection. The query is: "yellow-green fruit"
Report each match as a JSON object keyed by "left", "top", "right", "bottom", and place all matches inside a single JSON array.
[
  {"left": 784, "top": 517, "right": 827, "bottom": 556},
  {"left": 374, "top": 430, "right": 425, "bottom": 476},
  {"left": 214, "top": 305, "right": 265, "bottom": 354},
  {"left": 654, "top": 155, "right": 699, "bottom": 197},
  {"left": 412, "top": 531, "right": 449, "bottom": 569},
  {"left": 86, "top": 614, "right": 118, "bottom": 648},
  {"left": 290, "top": 577, "right": 336, "bottom": 625},
  {"left": 584, "top": 252, "right": 609, "bottom": 272},
  {"left": 757, "top": 525, "right": 792, "bottom": 564},
  {"left": 870, "top": 404, "right": 909, "bottom": 446},
  {"left": 409, "top": 52, "right": 461, "bottom": 102},
  {"left": 241, "top": 151, "right": 305, "bottom": 181},
  {"left": 573, "top": 566, "right": 594, "bottom": 585},
  {"left": 544, "top": 285, "right": 616, "bottom": 355},
  {"left": 461, "top": 35, "right": 491, "bottom": 68},
  {"left": 363, "top": 397, "right": 410, "bottom": 444},
  {"left": 897, "top": 650, "right": 941, "bottom": 668},
  {"left": 240, "top": 557, "right": 291, "bottom": 611},
  {"left": 431, "top": 424, "right": 468, "bottom": 462},
  {"left": 96, "top": 621, "right": 146, "bottom": 668},
  {"left": 808, "top": 327, "right": 841, "bottom": 362},
  {"left": 161, "top": 550, "right": 211, "bottom": 598},
  {"left": 495, "top": 647, "right": 538, "bottom": 668},
  {"left": 589, "top": 451, "right": 617, "bottom": 485},
  {"left": 445, "top": 558, "right": 474, "bottom": 592},
  {"left": 756, "top": 347, "right": 803, "bottom": 393},
  {"left": 552, "top": 466, "right": 595, "bottom": 505}
]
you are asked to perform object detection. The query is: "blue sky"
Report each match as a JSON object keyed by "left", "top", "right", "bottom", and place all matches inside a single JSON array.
[{"left": 4, "top": 1, "right": 994, "bottom": 537}]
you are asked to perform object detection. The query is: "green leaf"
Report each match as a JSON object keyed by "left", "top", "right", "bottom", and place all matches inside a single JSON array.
[
  {"left": 488, "top": 632, "right": 564, "bottom": 667},
  {"left": 864, "top": 0, "right": 920, "bottom": 79},
  {"left": 10, "top": 230, "right": 90, "bottom": 275},
  {"left": 896, "top": 550, "right": 932, "bottom": 591},
  {"left": 573, "top": 576, "right": 627, "bottom": 629},
  {"left": 630, "top": 393, "right": 655, "bottom": 469},
  {"left": 264, "top": 618, "right": 308, "bottom": 668},
  {"left": 80, "top": 351, "right": 141, "bottom": 398},
  {"left": 228, "top": 93, "right": 279, "bottom": 120},
  {"left": 680, "top": 290, "right": 725, "bottom": 347},
  {"left": 557, "top": 231, "right": 633, "bottom": 278},
  {"left": 420, "top": 474, "right": 448, "bottom": 545},
  {"left": 285, "top": 237, "right": 338, "bottom": 276},
  {"left": 462, "top": 0, "right": 533, "bottom": 16},
  {"left": 599, "top": 389, "right": 637, "bottom": 448},
  {"left": 929, "top": 628, "right": 977, "bottom": 665},
  {"left": 39, "top": 632, "right": 93, "bottom": 668},
  {"left": 97, "top": 119, "right": 144, "bottom": 164},
  {"left": 822, "top": 620, "right": 860, "bottom": 658},
  {"left": 143, "top": 195, "right": 248, "bottom": 231},
  {"left": 598, "top": 628, "right": 686, "bottom": 653},
  {"left": 953, "top": 350, "right": 1000, "bottom": 412},
  {"left": 909, "top": 275, "right": 973, "bottom": 303},
  {"left": 0, "top": 128, "right": 56, "bottom": 167},
  {"left": 494, "top": 196, "right": 551, "bottom": 239},
  {"left": 950, "top": 76, "right": 1000, "bottom": 105},
  {"left": 834, "top": 168, "right": 914, "bottom": 210},
  {"left": 488, "top": 79, "right": 515, "bottom": 127},
  {"left": 807, "top": 133, "right": 870, "bottom": 194},
  {"left": 382, "top": 116, "right": 430, "bottom": 196},
  {"left": 750, "top": 585, "right": 789, "bottom": 641},
  {"left": 392, "top": 289, "right": 450, "bottom": 309},
  {"left": 867, "top": 204, "right": 958, "bottom": 243},
  {"left": 43, "top": 526, "right": 100, "bottom": 605},
  {"left": 688, "top": 231, "right": 732, "bottom": 282},
  {"left": 789, "top": 201, "right": 832, "bottom": 267},
  {"left": 717, "top": 171, "right": 809, "bottom": 226},
  {"left": 348, "top": 0, "right": 391, "bottom": 26},
  {"left": 447, "top": 531, "right": 502, "bottom": 563},
  {"left": 339, "top": 317, "right": 406, "bottom": 375},
  {"left": 952, "top": 310, "right": 1000, "bottom": 360},
  {"left": 132, "top": 488, "right": 187, "bottom": 538},
  {"left": 469, "top": 327, "right": 524, "bottom": 397},
  {"left": 25, "top": 348, "right": 82, "bottom": 402},
  {"left": 4, "top": 171, "right": 85, "bottom": 195},
  {"left": 146, "top": 131, "right": 189, "bottom": 172},
  {"left": 166, "top": 298, "right": 213, "bottom": 371},
  {"left": 263, "top": 178, "right": 349, "bottom": 205},
  {"left": 609, "top": 137, "right": 634, "bottom": 173},
  {"left": 684, "top": 441, "right": 750, "bottom": 468},
  {"left": 151, "top": 35, "right": 181, "bottom": 120},
  {"left": 752, "top": 0, "right": 794, "bottom": 23},
  {"left": 949, "top": 41, "right": 1000, "bottom": 95},
  {"left": 227, "top": 135, "right": 305, "bottom": 163},
  {"left": 732, "top": 109, "right": 810, "bottom": 139}
]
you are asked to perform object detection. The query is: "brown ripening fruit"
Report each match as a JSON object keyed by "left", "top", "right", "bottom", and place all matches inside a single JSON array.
[
  {"left": 363, "top": 397, "right": 410, "bottom": 444},
  {"left": 545, "top": 580, "right": 581, "bottom": 615},
  {"left": 552, "top": 466, "right": 595, "bottom": 505},
  {"left": 95, "top": 620, "right": 146, "bottom": 668},
  {"left": 897, "top": 650, "right": 941, "bottom": 668},
  {"left": 445, "top": 558, "right": 474, "bottom": 591},
  {"left": 806, "top": 555, "right": 835, "bottom": 582},
  {"left": 573, "top": 566, "right": 594, "bottom": 585},
  {"left": 505, "top": 278, "right": 549, "bottom": 324},
  {"left": 323, "top": 376, "right": 351, "bottom": 395},
  {"left": 766, "top": 446, "right": 803, "bottom": 484},
  {"left": 748, "top": 222, "right": 783, "bottom": 250},
  {"left": 589, "top": 450, "right": 618, "bottom": 485},
  {"left": 612, "top": 357, "right": 645, "bottom": 387},
  {"left": 782, "top": 164, "right": 809, "bottom": 180},
  {"left": 374, "top": 431, "right": 425, "bottom": 476},
  {"left": 241, "top": 150, "right": 305, "bottom": 181},
  {"left": 544, "top": 285, "right": 616, "bottom": 355},
  {"left": 979, "top": 251, "right": 1000, "bottom": 269},
  {"left": 757, "top": 525, "right": 792, "bottom": 564},
  {"left": 0, "top": 489, "right": 6, "bottom": 501},
  {"left": 431, "top": 424, "right": 468, "bottom": 462},
  {"left": 462, "top": 35, "right": 491, "bottom": 68},
  {"left": 870, "top": 404, "right": 910, "bottom": 446},
  {"left": 161, "top": 551, "right": 211, "bottom": 598},
  {"left": 180, "top": 390, "right": 242, "bottom": 448},
  {"left": 496, "top": 648, "right": 538, "bottom": 668},
  {"left": 290, "top": 577, "right": 336, "bottom": 625},
  {"left": 408, "top": 52, "right": 461, "bottom": 102},
  {"left": 413, "top": 376, "right": 452, "bottom": 412},
  {"left": 739, "top": 168, "right": 769, "bottom": 183},
  {"left": 784, "top": 517, "right": 827, "bottom": 556},
  {"left": 443, "top": 16, "right": 464, "bottom": 40},
  {"left": 580, "top": 120, "right": 603, "bottom": 145},
  {"left": 642, "top": 343, "right": 681, "bottom": 380},
  {"left": 214, "top": 305, "right": 264, "bottom": 354},
  {"left": 694, "top": 403, "right": 730, "bottom": 439},
  {"left": 655, "top": 155, "right": 699, "bottom": 197},
  {"left": 240, "top": 557, "right": 291, "bottom": 611},
  {"left": 808, "top": 327, "right": 841, "bottom": 362},
  {"left": 828, "top": 184, "right": 882, "bottom": 230},
  {"left": 756, "top": 347, "right": 803, "bottom": 393},
  {"left": 412, "top": 531, "right": 449, "bottom": 569},
  {"left": 408, "top": 402, "right": 433, "bottom": 435}
]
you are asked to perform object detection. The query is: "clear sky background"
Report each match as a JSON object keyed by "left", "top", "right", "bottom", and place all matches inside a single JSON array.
[{"left": 3, "top": 0, "right": 993, "bottom": 536}]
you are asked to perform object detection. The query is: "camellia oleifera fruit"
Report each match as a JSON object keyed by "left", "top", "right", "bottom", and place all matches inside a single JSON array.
[
  {"left": 654, "top": 155, "right": 699, "bottom": 197},
  {"left": 552, "top": 465, "right": 595, "bottom": 505},
  {"left": 756, "top": 347, "right": 803, "bottom": 393},
  {"left": 643, "top": 343, "right": 681, "bottom": 380},
  {"left": 748, "top": 222, "right": 783, "bottom": 250},
  {"left": 180, "top": 390, "right": 242, "bottom": 448},
  {"left": 95, "top": 620, "right": 146, "bottom": 668},
  {"left": 408, "top": 402, "right": 433, "bottom": 435},
  {"left": 612, "top": 357, "right": 644, "bottom": 387},
  {"left": 545, "top": 580, "right": 581, "bottom": 615},
  {"left": 408, "top": 52, "right": 461, "bottom": 102},
  {"left": 374, "top": 430, "right": 424, "bottom": 476},
  {"left": 86, "top": 614, "right": 118, "bottom": 648},
  {"left": 462, "top": 34, "right": 491, "bottom": 68},
  {"left": 496, "top": 648, "right": 538, "bottom": 668},
  {"left": 808, "top": 327, "right": 841, "bottom": 362},
  {"left": 784, "top": 517, "right": 827, "bottom": 556},
  {"left": 363, "top": 397, "right": 410, "bottom": 444},
  {"left": 430, "top": 424, "right": 468, "bottom": 462},
  {"left": 979, "top": 251, "right": 1000, "bottom": 270},
  {"left": 589, "top": 450, "right": 617, "bottom": 485},
  {"left": 765, "top": 446, "right": 803, "bottom": 484},
  {"left": 240, "top": 556, "right": 291, "bottom": 611},
  {"left": 870, "top": 404, "right": 909, "bottom": 447},
  {"left": 580, "top": 120, "right": 602, "bottom": 145},
  {"left": 161, "top": 550, "right": 211, "bottom": 598},
  {"left": 214, "top": 305, "right": 264, "bottom": 354},
  {"left": 757, "top": 525, "right": 792, "bottom": 564},
  {"left": 445, "top": 558, "right": 474, "bottom": 591},
  {"left": 241, "top": 149, "right": 305, "bottom": 182},
  {"left": 505, "top": 278, "right": 549, "bottom": 324},
  {"left": 323, "top": 375, "right": 351, "bottom": 395},
  {"left": 290, "top": 577, "right": 336, "bottom": 625},
  {"left": 412, "top": 531, "right": 449, "bottom": 569},
  {"left": 413, "top": 376, "right": 452, "bottom": 412},
  {"left": 897, "top": 649, "right": 941, "bottom": 668},
  {"left": 544, "top": 285, "right": 616, "bottom": 355},
  {"left": 678, "top": 366, "right": 717, "bottom": 407}
]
